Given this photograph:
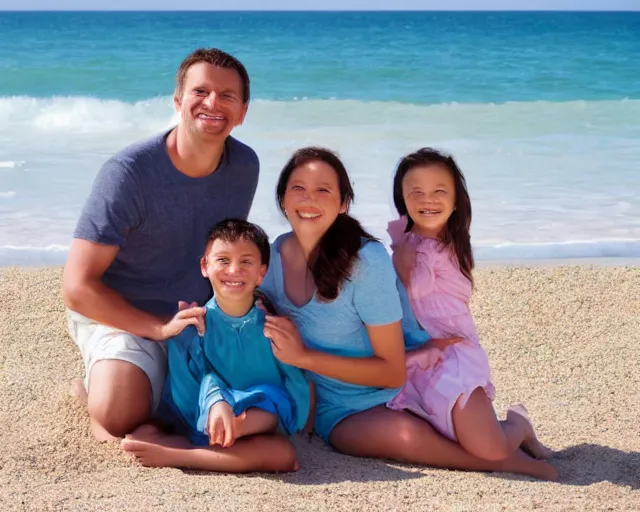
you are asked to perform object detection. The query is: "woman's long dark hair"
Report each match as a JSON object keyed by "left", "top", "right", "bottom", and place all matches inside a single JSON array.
[
  {"left": 276, "top": 147, "right": 376, "bottom": 301},
  {"left": 392, "top": 148, "right": 474, "bottom": 284}
]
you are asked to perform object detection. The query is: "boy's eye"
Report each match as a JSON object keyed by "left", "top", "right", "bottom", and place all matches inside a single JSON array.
[
  {"left": 216, "top": 257, "right": 229, "bottom": 263},
  {"left": 241, "top": 259, "right": 252, "bottom": 265}
]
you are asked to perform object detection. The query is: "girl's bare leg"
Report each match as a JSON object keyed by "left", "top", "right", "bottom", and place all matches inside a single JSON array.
[
  {"left": 329, "top": 406, "right": 558, "bottom": 481},
  {"left": 121, "top": 423, "right": 297, "bottom": 473},
  {"left": 452, "top": 388, "right": 552, "bottom": 461}
]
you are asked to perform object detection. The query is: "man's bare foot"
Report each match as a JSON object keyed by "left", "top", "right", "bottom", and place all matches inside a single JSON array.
[
  {"left": 508, "top": 404, "right": 554, "bottom": 460},
  {"left": 69, "top": 378, "right": 88, "bottom": 404}
]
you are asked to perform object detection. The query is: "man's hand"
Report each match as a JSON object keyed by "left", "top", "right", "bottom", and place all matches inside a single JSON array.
[
  {"left": 152, "top": 301, "right": 206, "bottom": 341},
  {"left": 206, "top": 401, "right": 247, "bottom": 448}
]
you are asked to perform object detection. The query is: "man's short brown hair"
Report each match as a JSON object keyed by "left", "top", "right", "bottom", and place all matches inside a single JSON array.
[{"left": 176, "top": 48, "right": 250, "bottom": 103}]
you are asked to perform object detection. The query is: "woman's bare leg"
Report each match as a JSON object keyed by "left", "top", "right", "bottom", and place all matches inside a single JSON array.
[
  {"left": 121, "top": 424, "right": 298, "bottom": 473},
  {"left": 329, "top": 406, "right": 558, "bottom": 481}
]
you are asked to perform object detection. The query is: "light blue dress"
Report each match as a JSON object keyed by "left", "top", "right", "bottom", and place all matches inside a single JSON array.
[
  {"left": 159, "top": 297, "right": 311, "bottom": 446},
  {"left": 260, "top": 233, "right": 430, "bottom": 443}
]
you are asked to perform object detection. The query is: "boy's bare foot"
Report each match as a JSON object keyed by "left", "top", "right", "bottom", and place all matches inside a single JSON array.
[
  {"left": 508, "top": 404, "right": 554, "bottom": 460},
  {"left": 121, "top": 438, "right": 190, "bottom": 468},
  {"left": 69, "top": 378, "right": 88, "bottom": 404}
]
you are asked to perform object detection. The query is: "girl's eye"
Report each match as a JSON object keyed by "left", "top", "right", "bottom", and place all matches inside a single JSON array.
[
  {"left": 318, "top": 188, "right": 330, "bottom": 193},
  {"left": 291, "top": 185, "right": 304, "bottom": 191},
  {"left": 436, "top": 189, "right": 447, "bottom": 194}
]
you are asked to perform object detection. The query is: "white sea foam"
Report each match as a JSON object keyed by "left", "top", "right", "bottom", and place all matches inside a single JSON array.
[{"left": 1, "top": 95, "right": 639, "bottom": 266}]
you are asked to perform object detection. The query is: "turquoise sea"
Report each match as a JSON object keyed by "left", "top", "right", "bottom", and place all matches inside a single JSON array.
[{"left": 0, "top": 11, "right": 639, "bottom": 264}]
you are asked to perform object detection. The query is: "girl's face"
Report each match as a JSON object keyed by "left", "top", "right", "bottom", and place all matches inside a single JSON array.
[
  {"left": 402, "top": 164, "right": 456, "bottom": 238},
  {"left": 281, "top": 160, "right": 347, "bottom": 239}
]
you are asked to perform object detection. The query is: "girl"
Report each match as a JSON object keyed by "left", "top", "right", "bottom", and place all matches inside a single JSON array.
[
  {"left": 387, "top": 148, "right": 553, "bottom": 463},
  {"left": 259, "top": 146, "right": 557, "bottom": 480}
]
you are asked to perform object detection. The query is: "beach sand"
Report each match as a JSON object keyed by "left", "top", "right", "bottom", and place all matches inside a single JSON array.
[{"left": 1, "top": 265, "right": 638, "bottom": 511}]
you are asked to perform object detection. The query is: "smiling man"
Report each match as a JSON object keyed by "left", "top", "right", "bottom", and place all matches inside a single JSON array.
[{"left": 62, "top": 48, "right": 259, "bottom": 442}]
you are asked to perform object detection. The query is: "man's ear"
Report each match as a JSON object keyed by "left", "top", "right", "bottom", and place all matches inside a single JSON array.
[
  {"left": 236, "top": 103, "right": 249, "bottom": 127},
  {"left": 173, "top": 90, "right": 182, "bottom": 112}
]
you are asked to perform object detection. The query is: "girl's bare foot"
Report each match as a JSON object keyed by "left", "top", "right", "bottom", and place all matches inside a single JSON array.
[
  {"left": 69, "top": 378, "right": 88, "bottom": 404},
  {"left": 508, "top": 404, "right": 554, "bottom": 460},
  {"left": 499, "top": 448, "right": 559, "bottom": 481}
]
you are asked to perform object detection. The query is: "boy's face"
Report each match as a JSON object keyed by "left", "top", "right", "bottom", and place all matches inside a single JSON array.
[{"left": 201, "top": 238, "right": 267, "bottom": 302}]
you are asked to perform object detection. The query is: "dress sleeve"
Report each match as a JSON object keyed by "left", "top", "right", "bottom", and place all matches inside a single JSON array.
[
  {"left": 352, "top": 241, "right": 403, "bottom": 326},
  {"left": 387, "top": 216, "right": 410, "bottom": 249}
]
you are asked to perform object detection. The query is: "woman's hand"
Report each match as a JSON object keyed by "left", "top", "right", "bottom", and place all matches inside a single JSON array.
[{"left": 263, "top": 314, "right": 309, "bottom": 367}]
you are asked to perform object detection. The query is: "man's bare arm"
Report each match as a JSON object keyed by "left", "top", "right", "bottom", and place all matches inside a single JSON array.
[{"left": 62, "top": 238, "right": 198, "bottom": 340}]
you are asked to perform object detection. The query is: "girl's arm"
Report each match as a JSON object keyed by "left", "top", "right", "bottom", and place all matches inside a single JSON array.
[{"left": 265, "top": 315, "right": 406, "bottom": 389}]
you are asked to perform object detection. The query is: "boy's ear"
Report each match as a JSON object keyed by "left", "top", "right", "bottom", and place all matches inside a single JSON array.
[
  {"left": 255, "top": 264, "right": 268, "bottom": 286},
  {"left": 200, "top": 256, "right": 208, "bottom": 278}
]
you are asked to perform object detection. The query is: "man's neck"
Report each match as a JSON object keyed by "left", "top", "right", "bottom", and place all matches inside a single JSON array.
[
  {"left": 214, "top": 293, "right": 255, "bottom": 318},
  {"left": 167, "top": 126, "right": 226, "bottom": 178}
]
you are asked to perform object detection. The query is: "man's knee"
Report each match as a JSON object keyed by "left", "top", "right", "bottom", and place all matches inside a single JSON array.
[{"left": 87, "top": 360, "right": 153, "bottom": 437}]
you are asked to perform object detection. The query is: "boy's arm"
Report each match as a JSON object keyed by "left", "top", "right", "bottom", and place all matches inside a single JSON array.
[{"left": 196, "top": 371, "right": 235, "bottom": 434}]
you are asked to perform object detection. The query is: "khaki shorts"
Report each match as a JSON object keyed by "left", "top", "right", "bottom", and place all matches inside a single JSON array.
[{"left": 67, "top": 309, "right": 167, "bottom": 412}]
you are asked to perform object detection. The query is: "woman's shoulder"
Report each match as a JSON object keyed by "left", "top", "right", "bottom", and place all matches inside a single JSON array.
[{"left": 357, "top": 238, "right": 392, "bottom": 267}]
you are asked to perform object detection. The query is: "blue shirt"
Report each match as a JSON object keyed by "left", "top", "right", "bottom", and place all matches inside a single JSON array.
[
  {"left": 260, "top": 233, "right": 430, "bottom": 441},
  {"left": 73, "top": 130, "right": 259, "bottom": 318},
  {"left": 161, "top": 297, "right": 311, "bottom": 445}
]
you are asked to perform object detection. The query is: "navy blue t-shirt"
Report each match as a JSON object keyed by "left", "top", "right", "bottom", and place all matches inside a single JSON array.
[{"left": 73, "top": 130, "right": 259, "bottom": 318}]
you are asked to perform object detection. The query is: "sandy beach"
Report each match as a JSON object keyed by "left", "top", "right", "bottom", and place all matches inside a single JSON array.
[{"left": 1, "top": 265, "right": 638, "bottom": 511}]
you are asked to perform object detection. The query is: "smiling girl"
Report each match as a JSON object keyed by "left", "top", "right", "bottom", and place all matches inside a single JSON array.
[{"left": 387, "top": 148, "right": 554, "bottom": 466}]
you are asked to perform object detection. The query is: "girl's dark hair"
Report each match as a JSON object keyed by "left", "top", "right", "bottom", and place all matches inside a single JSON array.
[
  {"left": 392, "top": 148, "right": 474, "bottom": 284},
  {"left": 276, "top": 147, "right": 376, "bottom": 301}
]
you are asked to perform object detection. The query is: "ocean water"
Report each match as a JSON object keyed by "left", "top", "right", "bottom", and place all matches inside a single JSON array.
[{"left": 1, "top": 11, "right": 639, "bottom": 265}]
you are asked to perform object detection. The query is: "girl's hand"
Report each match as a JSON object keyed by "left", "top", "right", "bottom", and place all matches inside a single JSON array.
[
  {"left": 428, "top": 336, "right": 464, "bottom": 351},
  {"left": 263, "top": 314, "right": 308, "bottom": 367}
]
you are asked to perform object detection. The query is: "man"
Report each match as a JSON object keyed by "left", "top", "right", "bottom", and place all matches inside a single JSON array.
[{"left": 63, "top": 48, "right": 259, "bottom": 442}]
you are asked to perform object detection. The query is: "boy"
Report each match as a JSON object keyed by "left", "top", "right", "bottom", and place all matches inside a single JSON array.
[{"left": 121, "top": 219, "right": 313, "bottom": 473}]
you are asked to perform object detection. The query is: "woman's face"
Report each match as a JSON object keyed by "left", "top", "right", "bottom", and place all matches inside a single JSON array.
[{"left": 281, "top": 159, "right": 346, "bottom": 239}]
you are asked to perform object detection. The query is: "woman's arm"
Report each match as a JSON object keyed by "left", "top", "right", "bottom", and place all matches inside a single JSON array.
[{"left": 264, "top": 315, "right": 406, "bottom": 389}]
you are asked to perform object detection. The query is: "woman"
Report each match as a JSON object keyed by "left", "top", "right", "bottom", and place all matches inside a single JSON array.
[{"left": 261, "top": 147, "right": 557, "bottom": 480}]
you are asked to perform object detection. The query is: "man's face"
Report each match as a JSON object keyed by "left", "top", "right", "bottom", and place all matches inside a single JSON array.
[{"left": 174, "top": 62, "right": 248, "bottom": 142}]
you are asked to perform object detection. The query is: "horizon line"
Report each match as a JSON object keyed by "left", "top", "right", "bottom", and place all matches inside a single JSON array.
[{"left": 1, "top": 9, "right": 639, "bottom": 13}]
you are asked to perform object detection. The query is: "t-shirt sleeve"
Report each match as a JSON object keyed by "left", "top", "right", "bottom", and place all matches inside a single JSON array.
[
  {"left": 73, "top": 157, "right": 143, "bottom": 246},
  {"left": 352, "top": 241, "right": 403, "bottom": 326}
]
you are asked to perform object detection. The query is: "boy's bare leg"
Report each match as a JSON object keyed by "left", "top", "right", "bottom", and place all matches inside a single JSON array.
[
  {"left": 236, "top": 408, "right": 279, "bottom": 438},
  {"left": 121, "top": 425, "right": 298, "bottom": 473}
]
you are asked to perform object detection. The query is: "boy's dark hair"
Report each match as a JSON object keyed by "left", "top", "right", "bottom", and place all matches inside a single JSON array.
[
  {"left": 205, "top": 218, "right": 277, "bottom": 314},
  {"left": 392, "top": 148, "right": 474, "bottom": 284},
  {"left": 205, "top": 218, "right": 270, "bottom": 266},
  {"left": 176, "top": 48, "right": 251, "bottom": 103},
  {"left": 276, "top": 147, "right": 377, "bottom": 302}
]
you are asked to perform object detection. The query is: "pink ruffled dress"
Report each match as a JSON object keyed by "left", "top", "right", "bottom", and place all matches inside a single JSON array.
[{"left": 386, "top": 216, "right": 495, "bottom": 440}]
